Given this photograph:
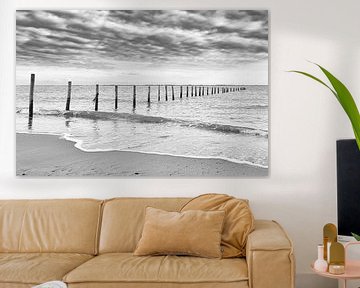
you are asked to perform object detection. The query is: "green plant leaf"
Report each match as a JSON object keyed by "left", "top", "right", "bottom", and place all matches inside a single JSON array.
[
  {"left": 288, "top": 70, "right": 337, "bottom": 97},
  {"left": 316, "top": 64, "right": 360, "bottom": 150},
  {"left": 351, "top": 232, "right": 360, "bottom": 241},
  {"left": 289, "top": 64, "right": 360, "bottom": 150}
]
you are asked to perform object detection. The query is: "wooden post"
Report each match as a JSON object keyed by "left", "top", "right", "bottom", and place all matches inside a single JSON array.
[
  {"left": 158, "top": 85, "right": 160, "bottom": 101},
  {"left": 114, "top": 85, "right": 118, "bottom": 110},
  {"left": 66, "top": 81, "right": 72, "bottom": 111},
  {"left": 186, "top": 86, "right": 189, "bottom": 97},
  {"left": 195, "top": 86, "right": 197, "bottom": 96},
  {"left": 180, "top": 86, "right": 183, "bottom": 99},
  {"left": 165, "top": 85, "right": 168, "bottom": 101},
  {"left": 172, "top": 85, "right": 175, "bottom": 100},
  {"left": 28, "top": 73, "right": 35, "bottom": 125},
  {"left": 191, "top": 86, "right": 193, "bottom": 97},
  {"left": 202, "top": 86, "right": 205, "bottom": 96},
  {"left": 95, "top": 84, "right": 99, "bottom": 111},
  {"left": 147, "top": 85, "right": 151, "bottom": 104},
  {"left": 207, "top": 87, "right": 209, "bottom": 95},
  {"left": 133, "top": 85, "right": 136, "bottom": 109}
]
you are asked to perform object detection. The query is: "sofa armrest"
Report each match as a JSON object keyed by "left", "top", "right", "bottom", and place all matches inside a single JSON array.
[{"left": 246, "top": 220, "right": 295, "bottom": 288}]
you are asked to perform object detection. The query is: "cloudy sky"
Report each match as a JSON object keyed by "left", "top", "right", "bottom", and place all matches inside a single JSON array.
[{"left": 16, "top": 10, "right": 268, "bottom": 85}]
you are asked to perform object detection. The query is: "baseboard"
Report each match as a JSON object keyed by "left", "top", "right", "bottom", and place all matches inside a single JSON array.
[{"left": 296, "top": 273, "right": 337, "bottom": 288}]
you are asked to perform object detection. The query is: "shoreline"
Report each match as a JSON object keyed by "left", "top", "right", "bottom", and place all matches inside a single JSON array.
[{"left": 16, "top": 133, "right": 268, "bottom": 177}]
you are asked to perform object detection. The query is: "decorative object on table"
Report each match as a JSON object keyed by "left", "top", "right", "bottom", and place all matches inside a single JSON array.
[
  {"left": 16, "top": 10, "right": 269, "bottom": 178},
  {"left": 314, "top": 244, "right": 328, "bottom": 272},
  {"left": 323, "top": 223, "right": 337, "bottom": 262},
  {"left": 329, "top": 242, "right": 345, "bottom": 275},
  {"left": 32, "top": 281, "right": 67, "bottom": 288},
  {"left": 319, "top": 223, "right": 345, "bottom": 275}
]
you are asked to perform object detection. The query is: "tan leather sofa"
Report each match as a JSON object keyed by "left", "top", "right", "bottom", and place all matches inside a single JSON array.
[{"left": 0, "top": 198, "right": 295, "bottom": 288}]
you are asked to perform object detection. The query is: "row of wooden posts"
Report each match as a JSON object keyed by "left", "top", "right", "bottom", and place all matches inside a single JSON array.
[{"left": 28, "top": 73, "right": 246, "bottom": 123}]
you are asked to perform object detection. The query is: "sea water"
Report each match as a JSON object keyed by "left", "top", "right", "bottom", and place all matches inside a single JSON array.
[{"left": 16, "top": 85, "right": 269, "bottom": 168}]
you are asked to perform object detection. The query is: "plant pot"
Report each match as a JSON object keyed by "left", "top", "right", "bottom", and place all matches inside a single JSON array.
[{"left": 337, "top": 139, "right": 360, "bottom": 237}]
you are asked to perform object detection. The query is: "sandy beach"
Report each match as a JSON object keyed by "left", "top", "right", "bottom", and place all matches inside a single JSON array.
[{"left": 16, "top": 133, "right": 267, "bottom": 177}]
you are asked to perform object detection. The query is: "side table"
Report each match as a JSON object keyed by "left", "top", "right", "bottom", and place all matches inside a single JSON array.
[{"left": 311, "top": 242, "right": 360, "bottom": 288}]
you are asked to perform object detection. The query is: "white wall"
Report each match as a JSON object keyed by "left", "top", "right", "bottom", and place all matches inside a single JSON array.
[{"left": 1, "top": 0, "right": 359, "bottom": 287}]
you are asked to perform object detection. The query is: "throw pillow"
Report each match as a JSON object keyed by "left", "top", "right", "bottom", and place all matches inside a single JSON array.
[
  {"left": 134, "top": 207, "right": 225, "bottom": 258},
  {"left": 181, "top": 193, "right": 254, "bottom": 258}
]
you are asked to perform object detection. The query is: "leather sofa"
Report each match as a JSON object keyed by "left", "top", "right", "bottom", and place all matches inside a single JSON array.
[{"left": 0, "top": 198, "right": 295, "bottom": 288}]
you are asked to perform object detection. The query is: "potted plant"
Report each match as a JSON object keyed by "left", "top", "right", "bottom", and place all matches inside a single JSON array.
[{"left": 290, "top": 63, "right": 360, "bottom": 240}]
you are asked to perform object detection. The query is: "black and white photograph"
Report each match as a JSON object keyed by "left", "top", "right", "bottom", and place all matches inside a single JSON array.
[{"left": 16, "top": 10, "right": 269, "bottom": 177}]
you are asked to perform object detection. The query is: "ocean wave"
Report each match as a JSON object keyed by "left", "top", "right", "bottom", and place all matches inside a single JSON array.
[
  {"left": 16, "top": 109, "right": 268, "bottom": 137},
  {"left": 242, "top": 104, "right": 268, "bottom": 109}
]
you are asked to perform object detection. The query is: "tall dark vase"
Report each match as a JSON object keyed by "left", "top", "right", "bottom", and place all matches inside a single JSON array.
[{"left": 337, "top": 139, "right": 360, "bottom": 237}]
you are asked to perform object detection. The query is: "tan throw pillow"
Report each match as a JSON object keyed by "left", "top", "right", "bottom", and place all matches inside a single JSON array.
[
  {"left": 181, "top": 193, "right": 254, "bottom": 258},
  {"left": 134, "top": 207, "right": 225, "bottom": 258}
]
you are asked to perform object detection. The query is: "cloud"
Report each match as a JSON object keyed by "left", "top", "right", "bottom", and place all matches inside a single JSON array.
[{"left": 16, "top": 10, "right": 268, "bottom": 70}]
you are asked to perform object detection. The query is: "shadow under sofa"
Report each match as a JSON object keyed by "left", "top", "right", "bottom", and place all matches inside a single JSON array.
[{"left": 0, "top": 198, "right": 295, "bottom": 288}]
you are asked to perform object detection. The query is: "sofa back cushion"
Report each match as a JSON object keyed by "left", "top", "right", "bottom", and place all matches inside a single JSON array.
[
  {"left": 99, "top": 198, "right": 189, "bottom": 253},
  {"left": 0, "top": 199, "right": 102, "bottom": 254}
]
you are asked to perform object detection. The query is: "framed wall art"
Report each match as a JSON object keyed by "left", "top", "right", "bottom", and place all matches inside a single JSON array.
[{"left": 16, "top": 10, "right": 269, "bottom": 177}]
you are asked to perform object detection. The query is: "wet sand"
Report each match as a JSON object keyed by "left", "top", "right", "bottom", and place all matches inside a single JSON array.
[{"left": 16, "top": 133, "right": 268, "bottom": 177}]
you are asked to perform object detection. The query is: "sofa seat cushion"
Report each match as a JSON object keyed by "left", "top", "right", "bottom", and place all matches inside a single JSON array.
[
  {"left": 0, "top": 253, "right": 93, "bottom": 285},
  {"left": 64, "top": 253, "right": 248, "bottom": 285}
]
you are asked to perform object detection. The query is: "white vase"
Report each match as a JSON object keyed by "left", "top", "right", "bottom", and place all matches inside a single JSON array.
[{"left": 314, "top": 244, "right": 328, "bottom": 272}]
